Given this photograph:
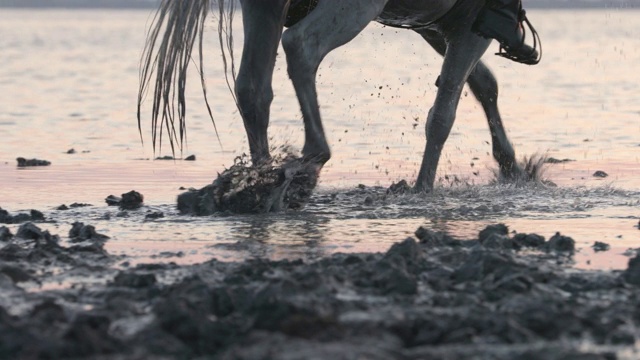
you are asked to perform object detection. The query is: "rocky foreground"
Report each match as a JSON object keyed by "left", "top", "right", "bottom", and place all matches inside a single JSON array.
[{"left": 1, "top": 219, "right": 639, "bottom": 359}]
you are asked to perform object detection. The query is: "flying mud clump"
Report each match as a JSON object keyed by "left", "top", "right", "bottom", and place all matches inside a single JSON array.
[{"left": 178, "top": 154, "right": 319, "bottom": 215}]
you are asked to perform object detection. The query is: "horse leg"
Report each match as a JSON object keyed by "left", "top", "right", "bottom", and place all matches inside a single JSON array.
[
  {"left": 236, "top": 0, "right": 289, "bottom": 164},
  {"left": 281, "top": 0, "right": 389, "bottom": 166},
  {"left": 414, "top": 32, "right": 492, "bottom": 192},
  {"left": 415, "top": 29, "right": 521, "bottom": 180},
  {"left": 467, "top": 60, "right": 523, "bottom": 179}
]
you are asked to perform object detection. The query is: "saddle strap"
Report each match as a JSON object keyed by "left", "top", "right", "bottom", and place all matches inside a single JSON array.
[{"left": 285, "top": 0, "right": 319, "bottom": 28}]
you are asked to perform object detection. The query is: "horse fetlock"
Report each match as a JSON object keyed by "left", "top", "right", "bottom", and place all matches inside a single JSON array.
[
  {"left": 302, "top": 147, "right": 331, "bottom": 165},
  {"left": 413, "top": 175, "right": 435, "bottom": 193},
  {"left": 249, "top": 147, "right": 271, "bottom": 166}
]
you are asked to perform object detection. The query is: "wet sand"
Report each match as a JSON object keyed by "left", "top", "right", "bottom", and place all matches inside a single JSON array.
[{"left": 1, "top": 206, "right": 640, "bottom": 359}]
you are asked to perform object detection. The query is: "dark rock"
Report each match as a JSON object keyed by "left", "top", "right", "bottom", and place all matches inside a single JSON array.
[
  {"left": 0, "top": 208, "right": 11, "bottom": 223},
  {"left": 479, "top": 224, "right": 509, "bottom": 243},
  {"left": 56, "top": 203, "right": 89, "bottom": 211},
  {"left": 414, "top": 227, "right": 459, "bottom": 247},
  {"left": 376, "top": 264, "right": 417, "bottom": 295},
  {"left": 30, "top": 300, "right": 66, "bottom": 324},
  {"left": 592, "top": 241, "right": 611, "bottom": 252},
  {"left": 30, "top": 210, "right": 45, "bottom": 221},
  {"left": 120, "top": 191, "right": 144, "bottom": 210},
  {"left": 69, "top": 222, "right": 109, "bottom": 242},
  {"left": 145, "top": 212, "right": 164, "bottom": 220},
  {"left": 384, "top": 237, "right": 419, "bottom": 265},
  {"left": 16, "top": 222, "right": 45, "bottom": 240},
  {"left": 593, "top": 170, "right": 608, "bottom": 178},
  {"left": 513, "top": 233, "right": 546, "bottom": 249},
  {"left": 105, "top": 192, "right": 144, "bottom": 210},
  {"left": 545, "top": 232, "right": 576, "bottom": 253},
  {"left": 68, "top": 242, "right": 107, "bottom": 255},
  {"left": 135, "top": 263, "right": 179, "bottom": 271},
  {"left": 1, "top": 265, "right": 33, "bottom": 283},
  {"left": 62, "top": 313, "right": 120, "bottom": 357},
  {"left": 0, "top": 226, "right": 12, "bottom": 241},
  {"left": 105, "top": 195, "right": 121, "bottom": 206},
  {"left": 0, "top": 208, "right": 43, "bottom": 224},
  {"left": 112, "top": 272, "right": 157, "bottom": 288},
  {"left": 482, "top": 233, "right": 514, "bottom": 250},
  {"left": 184, "top": 155, "right": 196, "bottom": 161},
  {"left": 452, "top": 250, "right": 520, "bottom": 283},
  {"left": 16, "top": 157, "right": 51, "bottom": 167},
  {"left": 10, "top": 213, "right": 32, "bottom": 224},
  {"left": 69, "top": 203, "right": 91, "bottom": 208},
  {"left": 622, "top": 254, "right": 640, "bottom": 286}
]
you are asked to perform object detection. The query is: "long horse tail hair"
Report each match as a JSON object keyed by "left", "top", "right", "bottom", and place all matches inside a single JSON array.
[{"left": 137, "top": 0, "right": 238, "bottom": 155}]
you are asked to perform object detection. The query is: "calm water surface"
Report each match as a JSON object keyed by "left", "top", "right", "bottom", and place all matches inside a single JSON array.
[{"left": 0, "top": 9, "right": 638, "bottom": 269}]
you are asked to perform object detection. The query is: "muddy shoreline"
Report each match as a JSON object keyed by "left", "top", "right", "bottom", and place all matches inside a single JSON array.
[{"left": 1, "top": 208, "right": 639, "bottom": 359}]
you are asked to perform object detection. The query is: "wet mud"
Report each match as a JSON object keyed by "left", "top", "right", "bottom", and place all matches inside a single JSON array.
[
  {"left": 155, "top": 155, "right": 196, "bottom": 161},
  {"left": 1, "top": 219, "right": 639, "bottom": 359},
  {"left": 0, "top": 207, "right": 45, "bottom": 224},
  {"left": 105, "top": 191, "right": 144, "bottom": 210},
  {"left": 178, "top": 156, "right": 318, "bottom": 215}
]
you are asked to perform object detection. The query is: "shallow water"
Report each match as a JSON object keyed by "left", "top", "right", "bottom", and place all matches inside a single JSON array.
[{"left": 0, "top": 9, "right": 639, "bottom": 270}]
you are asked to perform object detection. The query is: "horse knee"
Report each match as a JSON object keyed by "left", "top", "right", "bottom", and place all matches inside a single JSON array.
[{"left": 425, "top": 107, "right": 455, "bottom": 144}]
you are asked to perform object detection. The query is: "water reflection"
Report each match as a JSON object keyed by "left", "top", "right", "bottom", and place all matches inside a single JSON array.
[
  {"left": 222, "top": 213, "right": 331, "bottom": 260},
  {"left": 0, "top": 9, "right": 639, "bottom": 271}
]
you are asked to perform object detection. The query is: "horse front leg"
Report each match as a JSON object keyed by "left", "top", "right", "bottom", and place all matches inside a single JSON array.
[
  {"left": 236, "top": 0, "right": 288, "bottom": 164},
  {"left": 414, "top": 33, "right": 492, "bottom": 192},
  {"left": 281, "top": 0, "right": 389, "bottom": 167}
]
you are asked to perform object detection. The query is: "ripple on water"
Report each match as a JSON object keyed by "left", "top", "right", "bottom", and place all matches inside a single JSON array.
[{"left": 2, "top": 183, "right": 637, "bottom": 271}]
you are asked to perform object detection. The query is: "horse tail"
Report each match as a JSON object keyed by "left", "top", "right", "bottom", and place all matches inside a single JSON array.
[{"left": 138, "top": 0, "right": 236, "bottom": 155}]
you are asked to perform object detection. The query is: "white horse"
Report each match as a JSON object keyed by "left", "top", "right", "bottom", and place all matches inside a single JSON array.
[{"left": 139, "top": 0, "right": 532, "bottom": 211}]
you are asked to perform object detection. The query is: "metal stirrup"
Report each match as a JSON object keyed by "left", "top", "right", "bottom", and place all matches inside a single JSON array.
[{"left": 496, "top": 9, "right": 542, "bottom": 65}]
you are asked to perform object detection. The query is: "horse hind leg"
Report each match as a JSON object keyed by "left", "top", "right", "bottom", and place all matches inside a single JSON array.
[
  {"left": 466, "top": 61, "right": 523, "bottom": 180},
  {"left": 236, "top": 0, "right": 289, "bottom": 164},
  {"left": 415, "top": 29, "right": 521, "bottom": 181},
  {"left": 413, "top": 31, "right": 492, "bottom": 192},
  {"left": 281, "top": 0, "right": 389, "bottom": 166}
]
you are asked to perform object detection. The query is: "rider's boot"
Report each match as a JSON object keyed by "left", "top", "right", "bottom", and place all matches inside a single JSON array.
[{"left": 472, "top": 0, "right": 541, "bottom": 65}]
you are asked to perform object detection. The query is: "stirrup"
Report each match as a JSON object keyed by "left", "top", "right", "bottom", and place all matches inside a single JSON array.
[{"left": 496, "top": 9, "right": 542, "bottom": 65}]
